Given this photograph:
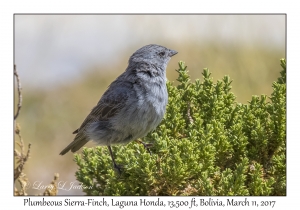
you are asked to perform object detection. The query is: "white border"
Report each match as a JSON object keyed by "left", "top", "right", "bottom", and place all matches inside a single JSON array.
[{"left": 2, "top": 0, "right": 298, "bottom": 209}]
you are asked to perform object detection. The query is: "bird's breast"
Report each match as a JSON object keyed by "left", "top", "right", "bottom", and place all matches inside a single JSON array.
[{"left": 111, "top": 78, "right": 167, "bottom": 139}]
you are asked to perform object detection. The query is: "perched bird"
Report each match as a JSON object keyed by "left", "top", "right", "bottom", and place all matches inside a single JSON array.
[{"left": 60, "top": 44, "right": 177, "bottom": 172}]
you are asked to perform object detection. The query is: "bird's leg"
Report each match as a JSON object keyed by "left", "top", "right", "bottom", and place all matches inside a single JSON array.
[
  {"left": 135, "top": 139, "right": 153, "bottom": 155},
  {"left": 107, "top": 146, "right": 122, "bottom": 174}
]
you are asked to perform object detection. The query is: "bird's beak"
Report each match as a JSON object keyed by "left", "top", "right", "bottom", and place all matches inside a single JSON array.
[{"left": 169, "top": 49, "right": 178, "bottom": 57}]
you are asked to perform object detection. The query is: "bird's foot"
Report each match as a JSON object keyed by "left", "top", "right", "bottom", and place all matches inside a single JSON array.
[
  {"left": 113, "top": 163, "right": 123, "bottom": 175},
  {"left": 136, "top": 139, "right": 153, "bottom": 155}
]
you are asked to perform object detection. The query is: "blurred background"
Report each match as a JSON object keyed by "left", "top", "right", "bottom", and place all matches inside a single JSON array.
[{"left": 14, "top": 15, "right": 285, "bottom": 195}]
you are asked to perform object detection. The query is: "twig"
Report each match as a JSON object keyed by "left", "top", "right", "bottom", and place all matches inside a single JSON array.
[
  {"left": 14, "top": 124, "right": 31, "bottom": 181},
  {"left": 187, "top": 102, "right": 194, "bottom": 124},
  {"left": 42, "top": 173, "right": 59, "bottom": 196},
  {"left": 14, "top": 64, "right": 22, "bottom": 120},
  {"left": 17, "top": 173, "right": 29, "bottom": 196},
  {"left": 14, "top": 65, "right": 31, "bottom": 194}
]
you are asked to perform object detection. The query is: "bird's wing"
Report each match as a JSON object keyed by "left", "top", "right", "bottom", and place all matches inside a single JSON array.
[
  {"left": 76, "top": 81, "right": 132, "bottom": 132},
  {"left": 77, "top": 96, "right": 126, "bottom": 131},
  {"left": 59, "top": 82, "right": 132, "bottom": 155}
]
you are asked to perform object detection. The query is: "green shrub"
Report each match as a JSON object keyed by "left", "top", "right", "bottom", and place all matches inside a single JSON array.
[{"left": 74, "top": 59, "right": 286, "bottom": 196}]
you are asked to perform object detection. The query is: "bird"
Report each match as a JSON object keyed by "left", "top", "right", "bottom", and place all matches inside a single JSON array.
[{"left": 60, "top": 44, "right": 177, "bottom": 172}]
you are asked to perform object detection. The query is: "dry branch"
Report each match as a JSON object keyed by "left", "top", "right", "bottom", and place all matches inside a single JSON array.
[{"left": 14, "top": 64, "right": 22, "bottom": 120}]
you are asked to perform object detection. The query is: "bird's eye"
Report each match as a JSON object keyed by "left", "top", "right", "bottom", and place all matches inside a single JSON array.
[{"left": 158, "top": 51, "right": 165, "bottom": 57}]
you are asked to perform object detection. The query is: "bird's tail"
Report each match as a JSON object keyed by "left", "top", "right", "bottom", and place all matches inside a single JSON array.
[{"left": 59, "top": 133, "right": 89, "bottom": 155}]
